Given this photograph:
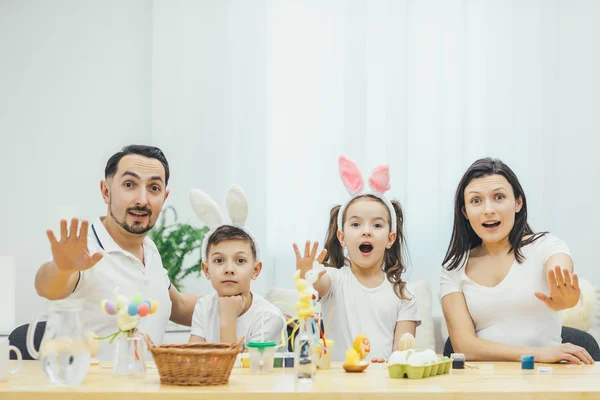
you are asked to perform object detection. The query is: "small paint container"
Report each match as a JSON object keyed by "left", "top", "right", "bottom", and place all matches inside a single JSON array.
[
  {"left": 521, "top": 355, "right": 534, "bottom": 370},
  {"left": 240, "top": 353, "right": 250, "bottom": 368},
  {"left": 284, "top": 353, "right": 295, "bottom": 367},
  {"left": 273, "top": 352, "right": 295, "bottom": 368},
  {"left": 451, "top": 353, "right": 465, "bottom": 369}
]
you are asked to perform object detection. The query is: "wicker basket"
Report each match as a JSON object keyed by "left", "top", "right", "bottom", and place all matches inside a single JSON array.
[{"left": 143, "top": 334, "right": 244, "bottom": 386}]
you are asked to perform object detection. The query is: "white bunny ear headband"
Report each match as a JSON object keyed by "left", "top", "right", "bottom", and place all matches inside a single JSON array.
[
  {"left": 189, "top": 185, "right": 260, "bottom": 261},
  {"left": 337, "top": 155, "right": 397, "bottom": 233}
]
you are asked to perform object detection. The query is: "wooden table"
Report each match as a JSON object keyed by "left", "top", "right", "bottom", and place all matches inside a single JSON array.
[{"left": 2, "top": 361, "right": 600, "bottom": 399}]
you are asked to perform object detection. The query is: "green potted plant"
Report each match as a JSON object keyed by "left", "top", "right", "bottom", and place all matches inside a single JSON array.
[{"left": 149, "top": 206, "right": 210, "bottom": 290}]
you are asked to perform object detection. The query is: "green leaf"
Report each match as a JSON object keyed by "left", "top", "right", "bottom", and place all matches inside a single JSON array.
[{"left": 149, "top": 206, "right": 209, "bottom": 289}]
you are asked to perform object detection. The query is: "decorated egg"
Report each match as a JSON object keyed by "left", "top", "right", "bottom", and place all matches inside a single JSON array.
[
  {"left": 149, "top": 300, "right": 158, "bottom": 314},
  {"left": 127, "top": 303, "right": 139, "bottom": 316},
  {"left": 101, "top": 300, "right": 117, "bottom": 315},
  {"left": 138, "top": 302, "right": 150, "bottom": 317},
  {"left": 131, "top": 293, "right": 143, "bottom": 305}
]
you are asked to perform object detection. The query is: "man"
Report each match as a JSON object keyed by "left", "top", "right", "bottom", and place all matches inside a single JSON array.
[{"left": 35, "top": 145, "right": 198, "bottom": 359}]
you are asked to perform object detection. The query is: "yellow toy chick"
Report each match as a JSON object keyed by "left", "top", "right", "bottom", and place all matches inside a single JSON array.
[
  {"left": 353, "top": 334, "right": 371, "bottom": 360},
  {"left": 342, "top": 334, "right": 371, "bottom": 372},
  {"left": 343, "top": 347, "right": 369, "bottom": 373},
  {"left": 344, "top": 348, "right": 361, "bottom": 366},
  {"left": 294, "top": 270, "right": 316, "bottom": 319}
]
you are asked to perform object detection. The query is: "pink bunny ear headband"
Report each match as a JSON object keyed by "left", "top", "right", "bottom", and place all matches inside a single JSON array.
[{"left": 337, "top": 155, "right": 397, "bottom": 233}]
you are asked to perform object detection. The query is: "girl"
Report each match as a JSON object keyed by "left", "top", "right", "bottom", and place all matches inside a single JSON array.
[
  {"left": 295, "top": 156, "right": 420, "bottom": 361},
  {"left": 441, "top": 157, "right": 594, "bottom": 364}
]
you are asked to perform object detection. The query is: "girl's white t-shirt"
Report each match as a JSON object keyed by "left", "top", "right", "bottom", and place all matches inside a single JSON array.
[
  {"left": 320, "top": 267, "right": 421, "bottom": 361},
  {"left": 440, "top": 234, "right": 571, "bottom": 348}
]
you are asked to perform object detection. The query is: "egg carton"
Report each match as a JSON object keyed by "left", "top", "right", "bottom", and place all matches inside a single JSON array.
[{"left": 387, "top": 357, "right": 452, "bottom": 379}]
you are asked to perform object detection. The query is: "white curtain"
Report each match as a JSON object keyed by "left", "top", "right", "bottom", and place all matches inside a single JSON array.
[{"left": 152, "top": 0, "right": 600, "bottom": 311}]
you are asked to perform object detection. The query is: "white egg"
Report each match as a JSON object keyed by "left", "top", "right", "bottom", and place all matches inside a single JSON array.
[
  {"left": 423, "top": 348, "right": 439, "bottom": 363},
  {"left": 388, "top": 350, "right": 409, "bottom": 365},
  {"left": 408, "top": 352, "right": 426, "bottom": 367},
  {"left": 399, "top": 332, "right": 416, "bottom": 350}
]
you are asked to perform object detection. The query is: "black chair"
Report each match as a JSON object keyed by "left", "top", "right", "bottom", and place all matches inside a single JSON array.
[
  {"left": 8, "top": 322, "right": 46, "bottom": 360},
  {"left": 443, "top": 326, "right": 600, "bottom": 361}
]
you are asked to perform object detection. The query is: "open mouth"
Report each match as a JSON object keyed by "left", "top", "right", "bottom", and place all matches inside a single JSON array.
[
  {"left": 482, "top": 221, "right": 501, "bottom": 229},
  {"left": 128, "top": 210, "right": 149, "bottom": 221},
  {"left": 359, "top": 243, "right": 374, "bottom": 254}
]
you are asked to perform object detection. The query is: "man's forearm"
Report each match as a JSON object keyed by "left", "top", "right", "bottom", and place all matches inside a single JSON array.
[
  {"left": 170, "top": 292, "right": 199, "bottom": 326},
  {"left": 35, "top": 261, "right": 78, "bottom": 300}
]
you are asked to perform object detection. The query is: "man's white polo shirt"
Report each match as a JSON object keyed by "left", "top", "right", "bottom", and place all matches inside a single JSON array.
[{"left": 66, "top": 217, "right": 172, "bottom": 360}]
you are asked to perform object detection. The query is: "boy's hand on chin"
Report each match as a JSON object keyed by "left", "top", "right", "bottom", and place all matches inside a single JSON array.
[{"left": 218, "top": 294, "right": 245, "bottom": 321}]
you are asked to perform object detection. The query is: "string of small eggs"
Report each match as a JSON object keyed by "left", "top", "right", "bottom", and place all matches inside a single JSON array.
[{"left": 101, "top": 293, "right": 158, "bottom": 318}]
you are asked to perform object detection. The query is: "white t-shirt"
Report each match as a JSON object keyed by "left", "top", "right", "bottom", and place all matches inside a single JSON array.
[
  {"left": 320, "top": 267, "right": 421, "bottom": 361},
  {"left": 191, "top": 292, "right": 286, "bottom": 347},
  {"left": 440, "top": 234, "right": 571, "bottom": 348},
  {"left": 60, "top": 217, "right": 172, "bottom": 360}
]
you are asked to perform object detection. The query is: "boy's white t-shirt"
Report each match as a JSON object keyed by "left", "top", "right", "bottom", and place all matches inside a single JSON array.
[
  {"left": 440, "top": 234, "right": 571, "bottom": 348},
  {"left": 320, "top": 267, "right": 421, "bottom": 361},
  {"left": 191, "top": 292, "right": 285, "bottom": 347}
]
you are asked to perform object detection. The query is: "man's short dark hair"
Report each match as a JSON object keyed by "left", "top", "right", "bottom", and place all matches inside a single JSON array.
[{"left": 105, "top": 145, "right": 170, "bottom": 185}]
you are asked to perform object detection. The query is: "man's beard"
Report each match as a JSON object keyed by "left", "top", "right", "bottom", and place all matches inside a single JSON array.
[{"left": 110, "top": 202, "right": 154, "bottom": 235}]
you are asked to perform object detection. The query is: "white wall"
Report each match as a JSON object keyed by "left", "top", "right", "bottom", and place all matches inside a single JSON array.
[
  {"left": 2, "top": 0, "right": 600, "bottom": 332},
  {"left": 0, "top": 0, "right": 153, "bottom": 328}
]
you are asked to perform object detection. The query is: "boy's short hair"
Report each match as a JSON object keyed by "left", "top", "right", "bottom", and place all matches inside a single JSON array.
[{"left": 205, "top": 225, "right": 257, "bottom": 259}]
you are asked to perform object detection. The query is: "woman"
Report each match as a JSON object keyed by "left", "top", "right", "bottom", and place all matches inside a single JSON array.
[{"left": 440, "top": 157, "right": 593, "bottom": 364}]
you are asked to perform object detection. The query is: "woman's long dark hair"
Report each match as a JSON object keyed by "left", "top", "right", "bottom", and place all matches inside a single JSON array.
[{"left": 442, "top": 157, "right": 545, "bottom": 271}]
